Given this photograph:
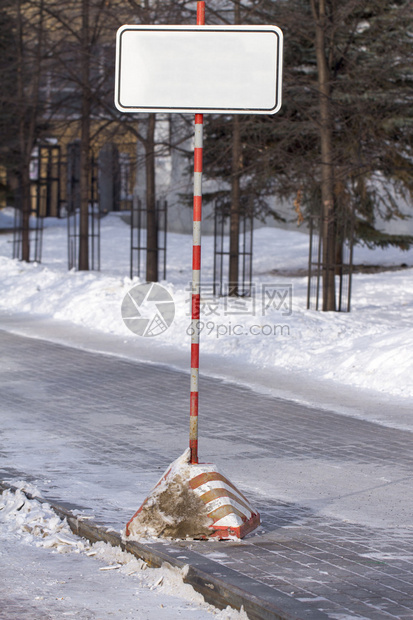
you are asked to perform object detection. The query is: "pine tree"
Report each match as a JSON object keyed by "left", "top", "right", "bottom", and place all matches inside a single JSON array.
[{"left": 202, "top": 0, "right": 413, "bottom": 309}]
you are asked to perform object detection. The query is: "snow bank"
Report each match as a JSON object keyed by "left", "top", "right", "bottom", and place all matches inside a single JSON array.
[
  {"left": 0, "top": 214, "right": 412, "bottom": 401},
  {"left": 0, "top": 484, "right": 248, "bottom": 619}
]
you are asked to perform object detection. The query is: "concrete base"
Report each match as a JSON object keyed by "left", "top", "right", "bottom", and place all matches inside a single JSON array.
[{"left": 126, "top": 449, "right": 260, "bottom": 541}]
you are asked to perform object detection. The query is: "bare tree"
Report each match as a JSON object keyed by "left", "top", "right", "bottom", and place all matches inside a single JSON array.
[
  {"left": 310, "top": 0, "right": 336, "bottom": 310},
  {"left": 78, "top": 0, "right": 91, "bottom": 270},
  {"left": 229, "top": 0, "right": 242, "bottom": 296},
  {"left": 12, "top": 0, "right": 46, "bottom": 261},
  {"left": 145, "top": 113, "right": 158, "bottom": 282},
  {"left": 121, "top": 0, "right": 196, "bottom": 282}
]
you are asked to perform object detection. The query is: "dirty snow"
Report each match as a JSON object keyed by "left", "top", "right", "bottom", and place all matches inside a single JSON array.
[
  {"left": 125, "top": 448, "right": 259, "bottom": 541},
  {"left": 125, "top": 449, "right": 213, "bottom": 540}
]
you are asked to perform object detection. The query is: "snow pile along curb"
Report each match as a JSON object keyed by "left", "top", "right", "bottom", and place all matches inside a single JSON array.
[
  {"left": 0, "top": 482, "right": 326, "bottom": 620},
  {"left": 0, "top": 485, "right": 86, "bottom": 553}
]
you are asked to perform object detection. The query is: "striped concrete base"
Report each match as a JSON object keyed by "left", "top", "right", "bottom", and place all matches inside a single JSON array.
[
  {"left": 126, "top": 450, "right": 260, "bottom": 540},
  {"left": 188, "top": 463, "right": 260, "bottom": 539}
]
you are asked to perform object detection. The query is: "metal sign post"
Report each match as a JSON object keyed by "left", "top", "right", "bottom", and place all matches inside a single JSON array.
[
  {"left": 117, "top": 2, "right": 283, "bottom": 540},
  {"left": 189, "top": 1, "right": 205, "bottom": 465}
]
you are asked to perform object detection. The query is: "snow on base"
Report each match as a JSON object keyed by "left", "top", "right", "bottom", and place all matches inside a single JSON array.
[
  {"left": 126, "top": 449, "right": 260, "bottom": 541},
  {"left": 125, "top": 449, "right": 213, "bottom": 540}
]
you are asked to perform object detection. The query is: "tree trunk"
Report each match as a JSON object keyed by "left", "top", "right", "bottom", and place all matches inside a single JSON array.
[
  {"left": 14, "top": 0, "right": 45, "bottom": 262},
  {"left": 312, "top": 0, "right": 336, "bottom": 311},
  {"left": 146, "top": 113, "right": 158, "bottom": 283},
  {"left": 229, "top": 114, "right": 241, "bottom": 296},
  {"left": 16, "top": 0, "right": 30, "bottom": 261},
  {"left": 79, "top": 0, "right": 90, "bottom": 271},
  {"left": 19, "top": 163, "right": 31, "bottom": 262},
  {"left": 229, "top": 0, "right": 242, "bottom": 297}
]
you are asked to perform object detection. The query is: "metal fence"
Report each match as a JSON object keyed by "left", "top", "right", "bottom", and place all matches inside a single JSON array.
[
  {"left": 213, "top": 198, "right": 253, "bottom": 297},
  {"left": 307, "top": 205, "right": 355, "bottom": 312},
  {"left": 67, "top": 154, "right": 100, "bottom": 271},
  {"left": 12, "top": 205, "right": 44, "bottom": 263},
  {"left": 12, "top": 143, "right": 62, "bottom": 262},
  {"left": 130, "top": 197, "right": 167, "bottom": 281},
  {"left": 32, "top": 144, "right": 62, "bottom": 218}
]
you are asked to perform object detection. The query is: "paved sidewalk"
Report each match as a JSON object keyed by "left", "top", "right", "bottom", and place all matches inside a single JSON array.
[{"left": 1, "top": 329, "right": 413, "bottom": 619}]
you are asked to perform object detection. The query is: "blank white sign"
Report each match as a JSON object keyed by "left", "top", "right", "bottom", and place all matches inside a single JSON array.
[{"left": 115, "top": 25, "right": 283, "bottom": 114}]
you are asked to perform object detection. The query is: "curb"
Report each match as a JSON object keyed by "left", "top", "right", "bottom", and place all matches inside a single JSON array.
[{"left": 0, "top": 483, "right": 328, "bottom": 620}]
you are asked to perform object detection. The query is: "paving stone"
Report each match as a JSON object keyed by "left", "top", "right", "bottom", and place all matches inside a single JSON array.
[{"left": 1, "top": 330, "right": 413, "bottom": 619}]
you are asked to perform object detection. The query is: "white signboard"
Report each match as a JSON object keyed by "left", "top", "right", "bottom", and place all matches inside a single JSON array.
[{"left": 115, "top": 25, "right": 283, "bottom": 115}]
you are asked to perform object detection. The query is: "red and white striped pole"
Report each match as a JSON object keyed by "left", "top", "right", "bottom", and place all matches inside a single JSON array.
[{"left": 190, "top": 0, "right": 205, "bottom": 465}]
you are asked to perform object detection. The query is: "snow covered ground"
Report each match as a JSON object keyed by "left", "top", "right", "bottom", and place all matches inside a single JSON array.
[
  {"left": 0, "top": 485, "right": 247, "bottom": 619},
  {"left": 1, "top": 208, "right": 412, "bottom": 412},
  {"left": 1, "top": 208, "right": 413, "bottom": 617}
]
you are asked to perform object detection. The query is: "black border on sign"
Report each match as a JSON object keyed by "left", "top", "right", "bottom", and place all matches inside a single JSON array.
[{"left": 115, "top": 26, "right": 282, "bottom": 114}]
